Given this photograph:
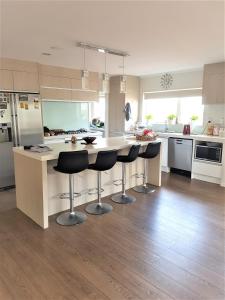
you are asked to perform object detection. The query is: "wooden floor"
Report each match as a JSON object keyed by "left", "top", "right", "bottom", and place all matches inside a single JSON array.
[{"left": 0, "top": 173, "right": 224, "bottom": 300}]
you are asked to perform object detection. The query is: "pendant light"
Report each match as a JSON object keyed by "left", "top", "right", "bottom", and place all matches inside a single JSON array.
[
  {"left": 101, "top": 52, "right": 109, "bottom": 94},
  {"left": 81, "top": 46, "right": 89, "bottom": 90},
  {"left": 120, "top": 56, "right": 126, "bottom": 93}
]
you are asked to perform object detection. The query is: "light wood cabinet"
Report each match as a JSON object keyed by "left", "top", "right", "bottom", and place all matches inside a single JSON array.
[
  {"left": 40, "top": 75, "right": 71, "bottom": 89},
  {"left": 40, "top": 87, "right": 71, "bottom": 101},
  {"left": 0, "top": 58, "right": 102, "bottom": 98},
  {"left": 39, "top": 64, "right": 81, "bottom": 79},
  {"left": 0, "top": 58, "right": 38, "bottom": 73},
  {"left": 203, "top": 62, "right": 225, "bottom": 104},
  {"left": 13, "top": 71, "right": 39, "bottom": 93},
  {"left": 0, "top": 69, "right": 13, "bottom": 91},
  {"left": 71, "top": 90, "right": 98, "bottom": 101},
  {"left": 71, "top": 78, "right": 82, "bottom": 90}
]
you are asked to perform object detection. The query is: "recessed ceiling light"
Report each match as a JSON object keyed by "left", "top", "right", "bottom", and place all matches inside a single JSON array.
[
  {"left": 42, "top": 52, "right": 51, "bottom": 56},
  {"left": 98, "top": 48, "right": 105, "bottom": 53},
  {"left": 50, "top": 46, "right": 62, "bottom": 50}
]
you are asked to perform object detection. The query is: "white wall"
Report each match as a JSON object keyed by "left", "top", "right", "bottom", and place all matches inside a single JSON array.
[{"left": 139, "top": 68, "right": 225, "bottom": 126}]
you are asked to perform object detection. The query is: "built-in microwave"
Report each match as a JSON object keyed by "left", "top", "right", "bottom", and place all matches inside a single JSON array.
[{"left": 195, "top": 142, "right": 223, "bottom": 164}]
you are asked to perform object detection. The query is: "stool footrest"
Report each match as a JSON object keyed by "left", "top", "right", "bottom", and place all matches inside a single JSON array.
[
  {"left": 113, "top": 179, "right": 122, "bottom": 186},
  {"left": 88, "top": 187, "right": 104, "bottom": 195},
  {"left": 135, "top": 173, "right": 144, "bottom": 179},
  {"left": 59, "top": 192, "right": 81, "bottom": 199}
]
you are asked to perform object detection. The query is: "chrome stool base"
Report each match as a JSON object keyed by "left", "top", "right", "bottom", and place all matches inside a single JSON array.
[
  {"left": 56, "top": 211, "right": 87, "bottom": 226},
  {"left": 111, "top": 193, "right": 136, "bottom": 204},
  {"left": 133, "top": 184, "right": 156, "bottom": 194},
  {"left": 85, "top": 202, "right": 112, "bottom": 215}
]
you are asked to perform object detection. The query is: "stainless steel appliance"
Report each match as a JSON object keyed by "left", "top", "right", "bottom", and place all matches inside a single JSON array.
[
  {"left": 0, "top": 92, "right": 43, "bottom": 188},
  {"left": 195, "top": 142, "right": 222, "bottom": 163},
  {"left": 168, "top": 138, "right": 193, "bottom": 172}
]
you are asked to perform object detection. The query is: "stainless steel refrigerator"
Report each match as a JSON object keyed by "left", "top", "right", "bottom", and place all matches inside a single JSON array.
[{"left": 0, "top": 92, "right": 43, "bottom": 189}]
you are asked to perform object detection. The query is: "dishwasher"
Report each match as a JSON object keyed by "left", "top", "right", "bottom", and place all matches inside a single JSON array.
[{"left": 168, "top": 138, "right": 193, "bottom": 173}]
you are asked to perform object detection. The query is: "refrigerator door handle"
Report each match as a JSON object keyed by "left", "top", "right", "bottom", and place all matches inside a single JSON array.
[
  {"left": 14, "top": 94, "right": 21, "bottom": 146},
  {"left": 10, "top": 94, "right": 18, "bottom": 146}
]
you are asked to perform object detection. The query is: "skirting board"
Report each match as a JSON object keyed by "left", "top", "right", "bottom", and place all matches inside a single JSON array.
[{"left": 192, "top": 173, "right": 221, "bottom": 185}]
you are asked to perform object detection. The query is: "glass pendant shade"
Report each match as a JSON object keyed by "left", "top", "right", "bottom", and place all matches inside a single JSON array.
[
  {"left": 102, "top": 73, "right": 109, "bottom": 94},
  {"left": 120, "top": 75, "right": 127, "bottom": 93},
  {"left": 81, "top": 70, "right": 89, "bottom": 90}
]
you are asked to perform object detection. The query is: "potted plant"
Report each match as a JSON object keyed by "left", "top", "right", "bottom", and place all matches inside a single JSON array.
[
  {"left": 190, "top": 115, "right": 199, "bottom": 128},
  {"left": 145, "top": 114, "right": 153, "bottom": 127},
  {"left": 167, "top": 114, "right": 176, "bottom": 125}
]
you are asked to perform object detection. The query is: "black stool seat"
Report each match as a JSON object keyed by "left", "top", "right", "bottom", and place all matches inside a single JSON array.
[
  {"left": 138, "top": 142, "right": 161, "bottom": 159},
  {"left": 111, "top": 144, "right": 141, "bottom": 204},
  {"left": 54, "top": 150, "right": 89, "bottom": 174},
  {"left": 88, "top": 150, "right": 118, "bottom": 171},
  {"left": 117, "top": 144, "right": 141, "bottom": 163},
  {"left": 133, "top": 142, "right": 161, "bottom": 194},
  {"left": 53, "top": 150, "right": 89, "bottom": 226},
  {"left": 85, "top": 150, "right": 118, "bottom": 215}
]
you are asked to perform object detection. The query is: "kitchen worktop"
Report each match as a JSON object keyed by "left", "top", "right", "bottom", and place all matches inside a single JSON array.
[
  {"left": 13, "top": 136, "right": 160, "bottom": 162},
  {"left": 127, "top": 130, "right": 225, "bottom": 143},
  {"left": 156, "top": 132, "right": 225, "bottom": 143}
]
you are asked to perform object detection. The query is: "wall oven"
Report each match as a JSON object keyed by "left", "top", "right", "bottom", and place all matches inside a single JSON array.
[{"left": 195, "top": 141, "right": 223, "bottom": 164}]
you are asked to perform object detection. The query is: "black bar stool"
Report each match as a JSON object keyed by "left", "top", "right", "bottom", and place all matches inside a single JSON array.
[
  {"left": 54, "top": 150, "right": 89, "bottom": 226},
  {"left": 85, "top": 150, "right": 118, "bottom": 215},
  {"left": 111, "top": 144, "right": 141, "bottom": 204},
  {"left": 133, "top": 142, "right": 161, "bottom": 194}
]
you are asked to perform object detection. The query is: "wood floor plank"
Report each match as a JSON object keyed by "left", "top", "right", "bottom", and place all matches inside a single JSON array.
[{"left": 0, "top": 173, "right": 224, "bottom": 300}]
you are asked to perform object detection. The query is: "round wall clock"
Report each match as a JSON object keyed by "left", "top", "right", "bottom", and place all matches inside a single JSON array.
[{"left": 160, "top": 73, "right": 173, "bottom": 89}]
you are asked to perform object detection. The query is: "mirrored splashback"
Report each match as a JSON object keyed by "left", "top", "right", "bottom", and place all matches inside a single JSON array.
[{"left": 42, "top": 101, "right": 89, "bottom": 130}]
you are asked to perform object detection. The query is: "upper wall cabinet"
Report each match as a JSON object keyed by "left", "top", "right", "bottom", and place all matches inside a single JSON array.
[
  {"left": 13, "top": 71, "right": 39, "bottom": 93},
  {"left": 202, "top": 62, "right": 225, "bottom": 104},
  {"left": 39, "top": 74, "right": 71, "bottom": 89},
  {"left": 0, "top": 58, "right": 39, "bottom": 93},
  {"left": 0, "top": 69, "right": 14, "bottom": 91}
]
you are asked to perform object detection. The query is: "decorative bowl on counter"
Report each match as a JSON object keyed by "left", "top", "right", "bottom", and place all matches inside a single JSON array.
[
  {"left": 82, "top": 136, "right": 96, "bottom": 144},
  {"left": 136, "top": 129, "right": 158, "bottom": 141}
]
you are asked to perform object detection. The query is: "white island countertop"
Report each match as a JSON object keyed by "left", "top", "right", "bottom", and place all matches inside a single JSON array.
[{"left": 13, "top": 136, "right": 160, "bottom": 162}]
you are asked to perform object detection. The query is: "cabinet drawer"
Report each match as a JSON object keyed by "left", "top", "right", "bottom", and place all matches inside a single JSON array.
[{"left": 192, "top": 161, "right": 222, "bottom": 178}]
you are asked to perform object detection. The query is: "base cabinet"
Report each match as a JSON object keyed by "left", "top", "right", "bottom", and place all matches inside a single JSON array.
[{"left": 160, "top": 137, "right": 169, "bottom": 172}]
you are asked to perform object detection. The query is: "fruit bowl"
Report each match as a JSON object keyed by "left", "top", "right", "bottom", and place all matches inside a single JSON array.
[
  {"left": 82, "top": 136, "right": 96, "bottom": 144},
  {"left": 136, "top": 129, "right": 158, "bottom": 141}
]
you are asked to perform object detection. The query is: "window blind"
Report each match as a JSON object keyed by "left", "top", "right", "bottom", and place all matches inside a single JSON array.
[{"left": 144, "top": 88, "right": 202, "bottom": 99}]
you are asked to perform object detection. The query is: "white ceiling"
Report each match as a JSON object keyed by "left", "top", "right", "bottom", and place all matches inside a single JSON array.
[{"left": 0, "top": 0, "right": 224, "bottom": 76}]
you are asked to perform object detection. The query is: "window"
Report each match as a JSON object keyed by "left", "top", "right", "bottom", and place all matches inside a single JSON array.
[
  {"left": 90, "top": 96, "right": 105, "bottom": 122},
  {"left": 142, "top": 96, "right": 203, "bottom": 125}
]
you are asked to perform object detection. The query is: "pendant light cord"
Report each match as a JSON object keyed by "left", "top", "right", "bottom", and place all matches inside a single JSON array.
[{"left": 83, "top": 47, "right": 86, "bottom": 70}]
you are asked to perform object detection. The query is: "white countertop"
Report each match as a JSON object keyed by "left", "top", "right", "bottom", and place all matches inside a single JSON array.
[
  {"left": 13, "top": 136, "right": 160, "bottom": 162},
  {"left": 127, "top": 131, "right": 225, "bottom": 143},
  {"left": 157, "top": 132, "right": 225, "bottom": 143}
]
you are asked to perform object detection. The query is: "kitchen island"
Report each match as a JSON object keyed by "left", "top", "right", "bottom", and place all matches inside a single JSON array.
[{"left": 13, "top": 137, "right": 162, "bottom": 229}]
